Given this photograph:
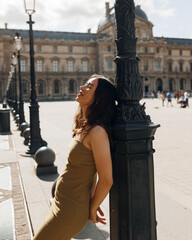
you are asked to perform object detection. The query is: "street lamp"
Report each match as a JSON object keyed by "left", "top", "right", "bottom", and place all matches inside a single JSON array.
[
  {"left": 12, "top": 52, "right": 18, "bottom": 114},
  {"left": 24, "top": 0, "right": 47, "bottom": 154},
  {"left": 110, "top": 0, "right": 160, "bottom": 239},
  {"left": 14, "top": 32, "right": 26, "bottom": 126}
]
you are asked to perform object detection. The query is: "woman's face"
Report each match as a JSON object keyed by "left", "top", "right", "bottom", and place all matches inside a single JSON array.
[{"left": 76, "top": 77, "right": 98, "bottom": 107}]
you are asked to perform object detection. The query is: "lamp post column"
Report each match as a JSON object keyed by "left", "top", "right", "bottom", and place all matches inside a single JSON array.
[
  {"left": 27, "top": 13, "right": 47, "bottom": 154},
  {"left": 17, "top": 49, "right": 26, "bottom": 125},
  {"left": 110, "top": 0, "right": 160, "bottom": 239},
  {"left": 13, "top": 64, "right": 18, "bottom": 114}
]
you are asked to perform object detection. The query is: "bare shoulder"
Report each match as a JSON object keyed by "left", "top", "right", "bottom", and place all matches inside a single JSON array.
[{"left": 89, "top": 125, "right": 108, "bottom": 140}]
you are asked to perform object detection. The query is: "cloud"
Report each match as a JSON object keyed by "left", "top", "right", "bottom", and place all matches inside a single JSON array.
[{"left": 135, "top": 0, "right": 176, "bottom": 18}]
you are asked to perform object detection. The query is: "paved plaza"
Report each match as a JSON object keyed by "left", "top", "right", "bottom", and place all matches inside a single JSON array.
[{"left": 0, "top": 97, "right": 192, "bottom": 240}]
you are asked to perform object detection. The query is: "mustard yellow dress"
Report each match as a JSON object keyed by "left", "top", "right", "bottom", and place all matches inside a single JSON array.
[{"left": 33, "top": 139, "right": 96, "bottom": 240}]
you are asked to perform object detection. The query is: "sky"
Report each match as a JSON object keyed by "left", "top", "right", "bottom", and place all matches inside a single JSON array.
[{"left": 0, "top": 0, "right": 192, "bottom": 39}]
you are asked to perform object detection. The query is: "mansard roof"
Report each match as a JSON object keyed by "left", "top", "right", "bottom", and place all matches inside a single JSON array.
[
  {"left": 157, "top": 37, "right": 192, "bottom": 46},
  {"left": 0, "top": 28, "right": 97, "bottom": 42}
]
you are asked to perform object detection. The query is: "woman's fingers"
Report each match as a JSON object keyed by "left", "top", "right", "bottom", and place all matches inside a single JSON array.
[
  {"left": 97, "top": 207, "right": 104, "bottom": 216},
  {"left": 97, "top": 215, "right": 106, "bottom": 225}
]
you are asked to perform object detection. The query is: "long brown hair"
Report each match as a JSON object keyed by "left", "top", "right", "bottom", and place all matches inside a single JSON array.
[{"left": 73, "top": 75, "right": 116, "bottom": 144}]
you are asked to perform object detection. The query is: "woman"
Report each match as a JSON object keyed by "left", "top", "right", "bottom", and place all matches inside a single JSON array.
[{"left": 33, "top": 75, "right": 116, "bottom": 240}]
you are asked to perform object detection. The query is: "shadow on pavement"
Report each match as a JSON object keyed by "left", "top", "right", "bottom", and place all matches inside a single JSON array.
[
  {"left": 74, "top": 221, "right": 109, "bottom": 240},
  {"left": 37, "top": 173, "right": 59, "bottom": 182}
]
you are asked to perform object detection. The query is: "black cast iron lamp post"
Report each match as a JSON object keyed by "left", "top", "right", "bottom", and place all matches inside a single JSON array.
[
  {"left": 12, "top": 53, "right": 18, "bottom": 115},
  {"left": 14, "top": 32, "right": 26, "bottom": 127},
  {"left": 109, "top": 0, "right": 160, "bottom": 239},
  {"left": 24, "top": 0, "right": 47, "bottom": 154}
]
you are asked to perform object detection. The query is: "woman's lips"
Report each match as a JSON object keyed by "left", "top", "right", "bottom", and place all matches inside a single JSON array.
[{"left": 77, "top": 91, "right": 84, "bottom": 96}]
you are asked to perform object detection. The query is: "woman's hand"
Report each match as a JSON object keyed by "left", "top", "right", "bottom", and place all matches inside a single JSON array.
[{"left": 89, "top": 207, "right": 106, "bottom": 225}]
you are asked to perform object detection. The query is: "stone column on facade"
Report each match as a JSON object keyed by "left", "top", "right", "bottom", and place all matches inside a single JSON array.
[{"left": 62, "top": 77, "right": 66, "bottom": 99}]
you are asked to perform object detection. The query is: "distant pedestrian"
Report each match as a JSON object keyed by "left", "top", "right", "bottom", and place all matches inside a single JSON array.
[
  {"left": 161, "top": 91, "right": 165, "bottom": 106},
  {"left": 166, "top": 92, "right": 173, "bottom": 107},
  {"left": 184, "top": 91, "right": 190, "bottom": 107},
  {"left": 175, "top": 91, "right": 180, "bottom": 104},
  {"left": 33, "top": 75, "right": 116, "bottom": 240}
]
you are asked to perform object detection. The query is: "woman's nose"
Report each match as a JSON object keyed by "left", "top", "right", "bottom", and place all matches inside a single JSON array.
[{"left": 80, "top": 85, "right": 84, "bottom": 90}]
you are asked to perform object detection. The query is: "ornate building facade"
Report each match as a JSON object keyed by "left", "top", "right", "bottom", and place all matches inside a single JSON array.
[{"left": 0, "top": 3, "right": 192, "bottom": 101}]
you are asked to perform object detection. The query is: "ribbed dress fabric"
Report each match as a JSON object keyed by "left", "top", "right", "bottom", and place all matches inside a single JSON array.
[{"left": 33, "top": 139, "right": 96, "bottom": 240}]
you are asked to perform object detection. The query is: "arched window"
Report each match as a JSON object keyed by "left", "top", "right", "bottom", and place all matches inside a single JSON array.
[
  {"left": 69, "top": 79, "right": 75, "bottom": 93},
  {"left": 169, "top": 79, "right": 175, "bottom": 91},
  {"left": 54, "top": 80, "right": 60, "bottom": 94},
  {"left": 38, "top": 80, "right": 44, "bottom": 94},
  {"left": 168, "top": 62, "right": 172, "bottom": 72},
  {"left": 180, "top": 79, "right": 185, "bottom": 90},
  {"left": 156, "top": 78, "right": 163, "bottom": 92}
]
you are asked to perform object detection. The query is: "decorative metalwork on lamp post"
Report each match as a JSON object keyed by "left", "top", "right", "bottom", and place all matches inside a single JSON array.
[
  {"left": 14, "top": 32, "right": 26, "bottom": 126},
  {"left": 24, "top": 0, "right": 47, "bottom": 154},
  {"left": 110, "top": 0, "right": 160, "bottom": 239},
  {"left": 12, "top": 53, "right": 18, "bottom": 114}
]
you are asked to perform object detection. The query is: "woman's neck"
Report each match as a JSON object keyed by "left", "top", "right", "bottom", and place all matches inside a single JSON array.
[{"left": 81, "top": 105, "right": 88, "bottom": 118}]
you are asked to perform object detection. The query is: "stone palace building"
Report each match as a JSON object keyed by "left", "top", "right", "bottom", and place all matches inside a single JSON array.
[{"left": 0, "top": 3, "right": 192, "bottom": 101}]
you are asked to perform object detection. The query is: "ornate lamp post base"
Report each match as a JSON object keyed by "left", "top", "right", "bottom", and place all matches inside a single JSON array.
[
  {"left": 26, "top": 104, "right": 47, "bottom": 155},
  {"left": 110, "top": 120, "right": 159, "bottom": 240}
]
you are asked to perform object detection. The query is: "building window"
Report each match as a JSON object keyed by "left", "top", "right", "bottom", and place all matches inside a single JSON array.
[
  {"left": 107, "top": 60, "right": 112, "bottom": 71},
  {"left": 20, "top": 60, "right": 26, "bottom": 72},
  {"left": 37, "top": 45, "right": 41, "bottom": 52},
  {"left": 69, "top": 79, "right": 75, "bottom": 93},
  {"left": 53, "top": 60, "right": 58, "bottom": 72},
  {"left": 21, "top": 80, "right": 28, "bottom": 94},
  {"left": 53, "top": 46, "right": 57, "bottom": 53},
  {"left": 145, "top": 47, "right": 148, "bottom": 53},
  {"left": 180, "top": 79, "right": 184, "bottom": 90},
  {"left": 168, "top": 62, "right": 172, "bottom": 72},
  {"left": 82, "top": 61, "right": 88, "bottom": 72},
  {"left": 179, "top": 62, "right": 183, "bottom": 72},
  {"left": 156, "top": 61, "right": 160, "bottom": 71},
  {"left": 144, "top": 64, "right": 148, "bottom": 71},
  {"left": 180, "top": 50, "right": 182, "bottom": 56},
  {"left": 68, "top": 46, "right": 73, "bottom": 53},
  {"left": 168, "top": 49, "right": 172, "bottom": 55},
  {"left": 54, "top": 80, "right": 60, "bottom": 94},
  {"left": 21, "top": 45, "right": 25, "bottom": 51},
  {"left": 191, "top": 79, "right": 192, "bottom": 90},
  {"left": 191, "top": 50, "right": 192, "bottom": 56},
  {"left": 108, "top": 46, "right": 111, "bottom": 52},
  {"left": 190, "top": 63, "right": 192, "bottom": 72},
  {"left": 68, "top": 61, "right": 74, "bottom": 72},
  {"left": 38, "top": 80, "right": 44, "bottom": 94},
  {"left": 37, "top": 60, "right": 43, "bottom": 72},
  {"left": 83, "top": 47, "right": 87, "bottom": 53},
  {"left": 156, "top": 47, "right": 160, "bottom": 53}
]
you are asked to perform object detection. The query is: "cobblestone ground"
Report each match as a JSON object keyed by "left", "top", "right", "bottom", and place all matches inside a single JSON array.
[{"left": 0, "top": 161, "right": 31, "bottom": 240}]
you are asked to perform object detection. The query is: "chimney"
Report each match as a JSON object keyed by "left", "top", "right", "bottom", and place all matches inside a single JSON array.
[
  {"left": 4, "top": 23, "right": 8, "bottom": 29},
  {"left": 106, "top": 2, "right": 110, "bottom": 21},
  {"left": 88, "top": 29, "right": 91, "bottom": 33}
]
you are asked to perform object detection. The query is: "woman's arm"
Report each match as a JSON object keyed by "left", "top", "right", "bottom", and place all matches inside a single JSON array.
[
  {"left": 89, "top": 126, "right": 113, "bottom": 224},
  {"left": 90, "top": 174, "right": 97, "bottom": 199}
]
